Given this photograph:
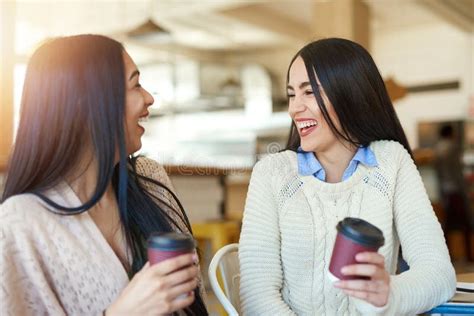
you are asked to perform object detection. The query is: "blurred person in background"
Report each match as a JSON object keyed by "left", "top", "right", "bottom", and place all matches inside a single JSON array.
[
  {"left": 434, "top": 124, "right": 473, "bottom": 261},
  {"left": 0, "top": 34, "right": 208, "bottom": 316},
  {"left": 239, "top": 38, "right": 455, "bottom": 315}
]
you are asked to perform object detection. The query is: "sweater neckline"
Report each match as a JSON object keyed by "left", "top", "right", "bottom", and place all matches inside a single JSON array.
[
  {"left": 285, "top": 150, "right": 370, "bottom": 194},
  {"left": 43, "top": 181, "right": 131, "bottom": 281}
]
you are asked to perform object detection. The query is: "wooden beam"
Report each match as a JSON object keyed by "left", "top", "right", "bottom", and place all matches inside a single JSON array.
[
  {"left": 113, "top": 33, "right": 227, "bottom": 63},
  {"left": 218, "top": 3, "right": 311, "bottom": 42},
  {"left": 0, "top": 2, "right": 15, "bottom": 171},
  {"left": 406, "top": 80, "right": 460, "bottom": 93},
  {"left": 384, "top": 77, "right": 460, "bottom": 103},
  {"left": 311, "top": 0, "right": 370, "bottom": 50}
]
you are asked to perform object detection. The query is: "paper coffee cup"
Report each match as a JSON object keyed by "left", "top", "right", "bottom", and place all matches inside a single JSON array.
[
  {"left": 147, "top": 232, "right": 196, "bottom": 265},
  {"left": 329, "top": 217, "right": 384, "bottom": 281}
]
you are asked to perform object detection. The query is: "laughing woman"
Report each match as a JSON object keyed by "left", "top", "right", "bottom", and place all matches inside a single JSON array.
[
  {"left": 0, "top": 35, "right": 208, "bottom": 316},
  {"left": 239, "top": 38, "right": 456, "bottom": 315}
]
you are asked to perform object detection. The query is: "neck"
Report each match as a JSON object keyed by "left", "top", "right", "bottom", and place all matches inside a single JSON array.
[
  {"left": 67, "top": 154, "right": 128, "bottom": 268},
  {"left": 67, "top": 155, "right": 116, "bottom": 209},
  {"left": 314, "top": 142, "right": 357, "bottom": 183}
]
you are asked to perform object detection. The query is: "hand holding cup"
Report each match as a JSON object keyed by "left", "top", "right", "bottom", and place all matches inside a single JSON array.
[
  {"left": 330, "top": 218, "right": 389, "bottom": 307},
  {"left": 334, "top": 251, "right": 390, "bottom": 307},
  {"left": 106, "top": 232, "right": 199, "bottom": 315}
]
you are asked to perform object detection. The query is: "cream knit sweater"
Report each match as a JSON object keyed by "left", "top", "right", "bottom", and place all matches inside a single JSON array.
[
  {"left": 0, "top": 157, "right": 203, "bottom": 316},
  {"left": 239, "top": 140, "right": 456, "bottom": 316}
]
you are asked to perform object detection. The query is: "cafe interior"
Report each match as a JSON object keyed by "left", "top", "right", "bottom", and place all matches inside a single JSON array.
[{"left": 0, "top": 0, "right": 473, "bottom": 314}]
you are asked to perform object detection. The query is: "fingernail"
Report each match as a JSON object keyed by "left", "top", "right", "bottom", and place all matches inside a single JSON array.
[
  {"left": 356, "top": 253, "right": 364, "bottom": 261},
  {"left": 334, "top": 281, "right": 341, "bottom": 287},
  {"left": 341, "top": 267, "right": 348, "bottom": 274}
]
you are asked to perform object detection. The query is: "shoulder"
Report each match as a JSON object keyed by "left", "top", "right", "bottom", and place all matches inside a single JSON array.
[
  {"left": 369, "top": 140, "right": 409, "bottom": 157},
  {"left": 133, "top": 156, "right": 179, "bottom": 208},
  {"left": 250, "top": 151, "right": 300, "bottom": 197},
  {"left": 1, "top": 193, "right": 56, "bottom": 238},
  {"left": 134, "top": 156, "right": 171, "bottom": 186},
  {"left": 253, "top": 150, "right": 298, "bottom": 178},
  {"left": 1, "top": 193, "right": 46, "bottom": 220},
  {"left": 369, "top": 140, "right": 412, "bottom": 167}
]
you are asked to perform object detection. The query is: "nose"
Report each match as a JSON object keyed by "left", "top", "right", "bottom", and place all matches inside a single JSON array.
[
  {"left": 143, "top": 87, "right": 154, "bottom": 107},
  {"left": 288, "top": 95, "right": 306, "bottom": 116}
]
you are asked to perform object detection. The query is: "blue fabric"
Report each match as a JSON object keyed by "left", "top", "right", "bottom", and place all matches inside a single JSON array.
[
  {"left": 427, "top": 304, "right": 474, "bottom": 314},
  {"left": 297, "top": 146, "right": 378, "bottom": 181}
]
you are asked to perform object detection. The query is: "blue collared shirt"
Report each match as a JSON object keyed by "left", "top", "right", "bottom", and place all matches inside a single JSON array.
[{"left": 297, "top": 146, "right": 378, "bottom": 181}]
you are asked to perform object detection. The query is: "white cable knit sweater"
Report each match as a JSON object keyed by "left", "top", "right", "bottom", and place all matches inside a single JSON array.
[{"left": 239, "top": 140, "right": 456, "bottom": 316}]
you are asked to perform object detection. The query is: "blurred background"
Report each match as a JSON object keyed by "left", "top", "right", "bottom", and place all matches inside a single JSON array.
[{"left": 0, "top": 0, "right": 473, "bottom": 313}]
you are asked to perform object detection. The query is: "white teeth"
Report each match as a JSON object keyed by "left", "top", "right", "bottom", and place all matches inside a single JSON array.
[
  {"left": 138, "top": 117, "right": 148, "bottom": 123},
  {"left": 297, "top": 120, "right": 317, "bottom": 129}
]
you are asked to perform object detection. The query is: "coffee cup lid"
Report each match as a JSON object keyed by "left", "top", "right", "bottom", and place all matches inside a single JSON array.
[
  {"left": 147, "top": 232, "right": 196, "bottom": 251},
  {"left": 336, "top": 217, "right": 385, "bottom": 248}
]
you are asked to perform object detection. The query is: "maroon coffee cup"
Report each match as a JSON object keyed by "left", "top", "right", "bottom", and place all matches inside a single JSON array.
[
  {"left": 329, "top": 217, "right": 384, "bottom": 281},
  {"left": 147, "top": 232, "right": 196, "bottom": 265}
]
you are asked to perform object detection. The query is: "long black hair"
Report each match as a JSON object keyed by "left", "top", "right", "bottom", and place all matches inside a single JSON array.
[
  {"left": 1, "top": 34, "right": 207, "bottom": 315},
  {"left": 285, "top": 38, "right": 412, "bottom": 156}
]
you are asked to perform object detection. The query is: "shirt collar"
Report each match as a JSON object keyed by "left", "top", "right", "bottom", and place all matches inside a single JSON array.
[
  {"left": 297, "top": 145, "right": 378, "bottom": 177},
  {"left": 297, "top": 147, "right": 324, "bottom": 177},
  {"left": 352, "top": 146, "right": 378, "bottom": 167}
]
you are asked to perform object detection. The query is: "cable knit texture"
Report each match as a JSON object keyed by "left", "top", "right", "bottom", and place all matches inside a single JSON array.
[
  {"left": 0, "top": 157, "right": 202, "bottom": 316},
  {"left": 239, "top": 140, "right": 456, "bottom": 316}
]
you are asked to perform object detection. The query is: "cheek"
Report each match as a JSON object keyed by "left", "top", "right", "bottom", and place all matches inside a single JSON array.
[
  {"left": 125, "top": 97, "right": 140, "bottom": 120},
  {"left": 319, "top": 103, "right": 341, "bottom": 128},
  {"left": 328, "top": 112, "right": 342, "bottom": 131},
  {"left": 124, "top": 115, "right": 135, "bottom": 133},
  {"left": 309, "top": 106, "right": 325, "bottom": 124}
]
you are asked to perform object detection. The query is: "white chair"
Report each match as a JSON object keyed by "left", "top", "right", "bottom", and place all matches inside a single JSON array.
[{"left": 208, "top": 243, "right": 240, "bottom": 316}]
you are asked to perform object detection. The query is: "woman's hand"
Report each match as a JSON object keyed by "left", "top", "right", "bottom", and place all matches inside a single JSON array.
[
  {"left": 106, "top": 253, "right": 199, "bottom": 316},
  {"left": 334, "top": 252, "right": 390, "bottom": 307}
]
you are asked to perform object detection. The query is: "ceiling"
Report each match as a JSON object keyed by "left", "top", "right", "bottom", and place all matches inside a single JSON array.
[{"left": 12, "top": 0, "right": 473, "bottom": 57}]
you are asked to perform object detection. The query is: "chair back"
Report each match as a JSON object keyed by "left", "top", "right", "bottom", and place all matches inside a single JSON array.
[{"left": 208, "top": 243, "right": 240, "bottom": 315}]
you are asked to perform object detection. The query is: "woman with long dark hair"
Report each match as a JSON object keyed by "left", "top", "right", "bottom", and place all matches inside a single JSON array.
[
  {"left": 239, "top": 38, "right": 455, "bottom": 315},
  {"left": 0, "top": 34, "right": 208, "bottom": 316}
]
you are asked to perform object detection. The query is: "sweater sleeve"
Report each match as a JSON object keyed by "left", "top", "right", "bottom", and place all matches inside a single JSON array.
[
  {"left": 0, "top": 200, "right": 66, "bottom": 316},
  {"left": 134, "top": 157, "right": 208, "bottom": 305},
  {"left": 239, "top": 159, "right": 297, "bottom": 316},
  {"left": 360, "top": 146, "right": 456, "bottom": 315}
]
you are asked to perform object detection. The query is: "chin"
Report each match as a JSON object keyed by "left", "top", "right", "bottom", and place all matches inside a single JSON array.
[
  {"left": 125, "top": 142, "right": 142, "bottom": 156},
  {"left": 131, "top": 145, "right": 141, "bottom": 154},
  {"left": 300, "top": 141, "right": 317, "bottom": 153}
]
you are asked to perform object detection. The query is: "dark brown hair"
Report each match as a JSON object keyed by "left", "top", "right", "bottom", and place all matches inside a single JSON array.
[
  {"left": 286, "top": 38, "right": 412, "bottom": 156},
  {"left": 2, "top": 34, "right": 207, "bottom": 315}
]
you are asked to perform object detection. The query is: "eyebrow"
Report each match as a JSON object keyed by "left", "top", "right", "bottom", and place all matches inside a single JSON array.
[
  {"left": 287, "top": 82, "right": 312, "bottom": 90},
  {"left": 129, "top": 70, "right": 140, "bottom": 81}
]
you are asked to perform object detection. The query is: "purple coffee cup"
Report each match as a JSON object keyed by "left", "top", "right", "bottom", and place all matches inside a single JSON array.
[
  {"left": 329, "top": 217, "right": 384, "bottom": 281},
  {"left": 147, "top": 232, "right": 196, "bottom": 265}
]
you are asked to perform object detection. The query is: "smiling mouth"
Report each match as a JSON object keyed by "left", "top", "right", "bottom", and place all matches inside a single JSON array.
[
  {"left": 137, "top": 113, "right": 149, "bottom": 127},
  {"left": 296, "top": 120, "right": 318, "bottom": 135}
]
